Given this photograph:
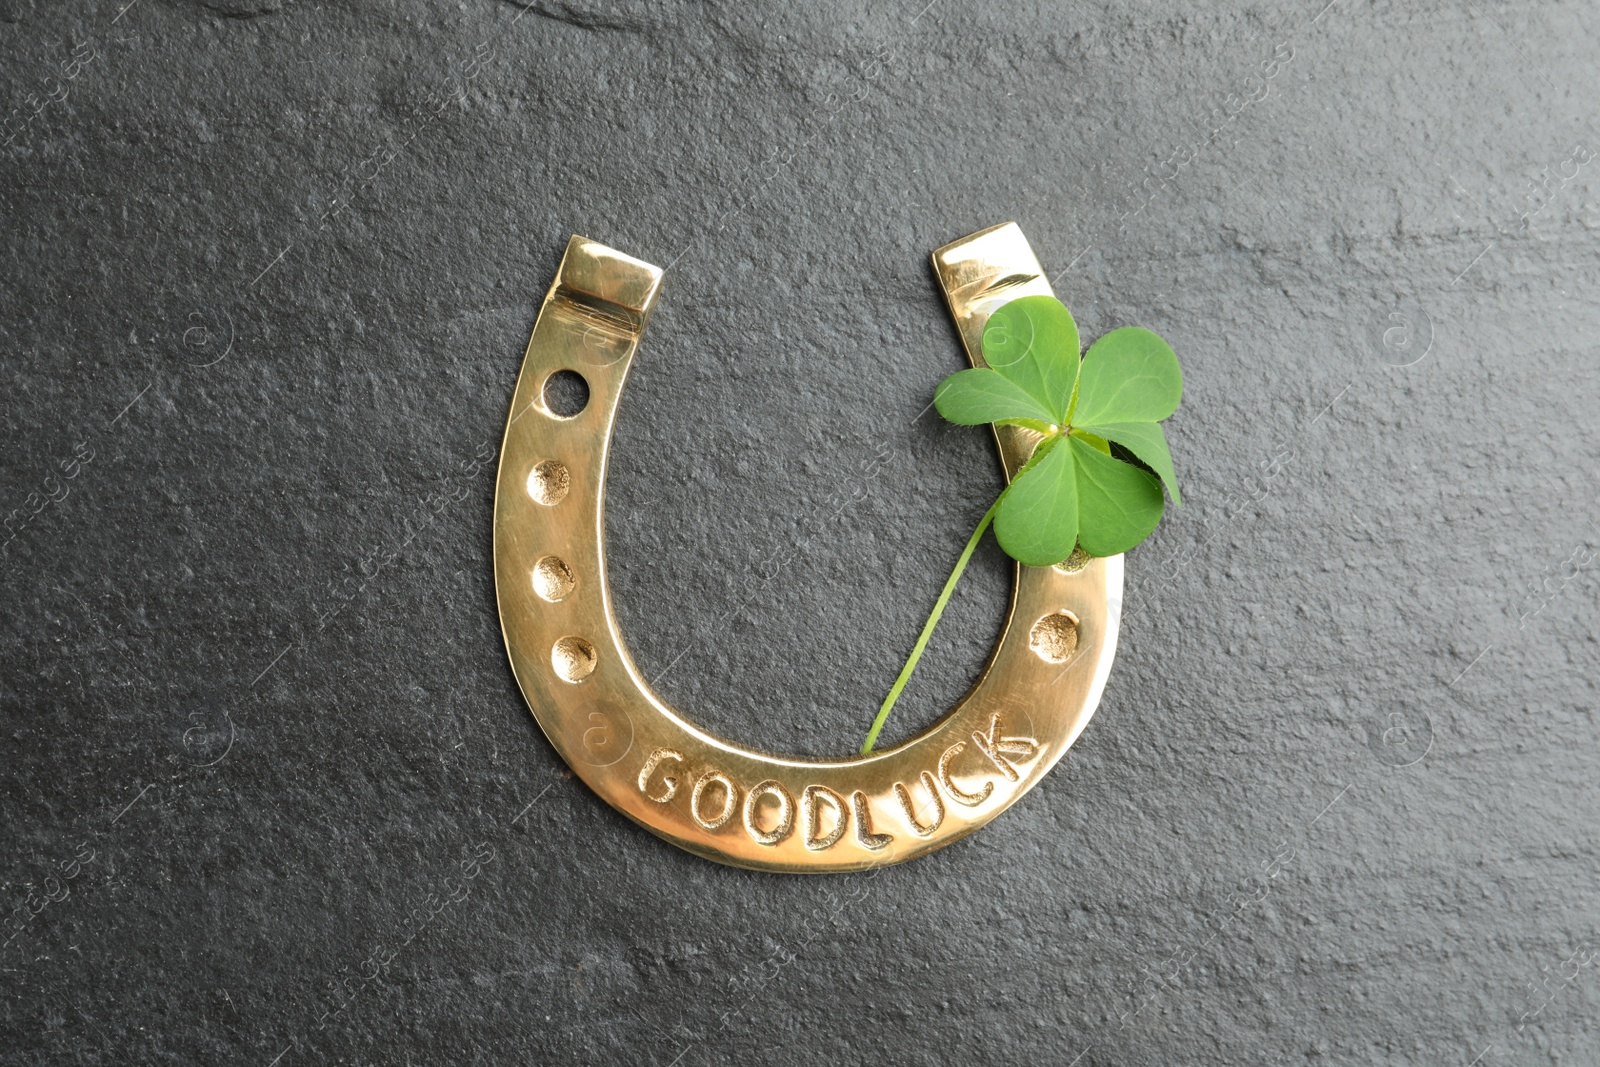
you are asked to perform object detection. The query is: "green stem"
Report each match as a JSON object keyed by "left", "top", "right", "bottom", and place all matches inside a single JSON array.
[{"left": 860, "top": 499, "right": 1000, "bottom": 754}]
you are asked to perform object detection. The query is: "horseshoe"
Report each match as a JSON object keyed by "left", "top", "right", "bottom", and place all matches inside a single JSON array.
[{"left": 494, "top": 222, "right": 1123, "bottom": 872}]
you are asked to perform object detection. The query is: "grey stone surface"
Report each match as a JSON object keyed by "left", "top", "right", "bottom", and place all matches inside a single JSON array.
[{"left": 3, "top": 0, "right": 1598, "bottom": 1062}]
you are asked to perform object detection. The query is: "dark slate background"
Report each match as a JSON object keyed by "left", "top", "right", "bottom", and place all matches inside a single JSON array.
[{"left": 3, "top": 0, "right": 1598, "bottom": 1062}]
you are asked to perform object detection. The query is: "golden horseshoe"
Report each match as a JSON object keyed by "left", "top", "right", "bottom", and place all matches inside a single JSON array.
[{"left": 494, "top": 223, "right": 1122, "bottom": 872}]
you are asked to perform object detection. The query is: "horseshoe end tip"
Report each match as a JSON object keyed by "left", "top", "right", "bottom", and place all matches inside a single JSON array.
[
  {"left": 932, "top": 221, "right": 1024, "bottom": 270},
  {"left": 557, "top": 234, "right": 664, "bottom": 320},
  {"left": 930, "top": 223, "right": 1046, "bottom": 312}
]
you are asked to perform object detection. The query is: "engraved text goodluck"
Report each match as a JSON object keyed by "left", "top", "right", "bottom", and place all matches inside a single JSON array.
[{"left": 636, "top": 713, "right": 1040, "bottom": 851}]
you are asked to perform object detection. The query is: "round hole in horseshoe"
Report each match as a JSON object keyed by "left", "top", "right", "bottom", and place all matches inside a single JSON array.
[{"left": 543, "top": 369, "right": 590, "bottom": 418}]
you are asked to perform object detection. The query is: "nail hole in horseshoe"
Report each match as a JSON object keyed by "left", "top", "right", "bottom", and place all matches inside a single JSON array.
[
  {"left": 552, "top": 635, "right": 598, "bottom": 682},
  {"left": 532, "top": 555, "right": 575, "bottom": 601},
  {"left": 543, "top": 369, "right": 590, "bottom": 418}
]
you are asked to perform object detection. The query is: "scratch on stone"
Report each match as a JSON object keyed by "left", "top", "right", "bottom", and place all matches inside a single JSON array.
[
  {"left": 1311, "top": 381, "right": 1353, "bottom": 425},
  {"left": 110, "top": 383, "right": 151, "bottom": 426},
  {"left": 251, "top": 244, "right": 293, "bottom": 288},
  {"left": 251, "top": 643, "right": 293, "bottom": 687},
  {"left": 1448, "top": 643, "right": 1492, "bottom": 688},
  {"left": 1450, "top": 242, "right": 1494, "bottom": 287},
  {"left": 1310, "top": 782, "right": 1353, "bottom": 826},
  {"left": 1051, "top": 245, "right": 1094, "bottom": 285},
  {"left": 511, "top": 783, "right": 553, "bottom": 825},
  {"left": 111, "top": 782, "right": 155, "bottom": 824}
]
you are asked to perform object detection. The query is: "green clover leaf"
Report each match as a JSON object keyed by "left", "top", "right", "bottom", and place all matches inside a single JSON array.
[
  {"left": 863, "top": 291, "right": 1186, "bottom": 752},
  {"left": 934, "top": 367, "right": 1058, "bottom": 430},
  {"left": 1073, "top": 419, "right": 1181, "bottom": 505},
  {"left": 1067, "top": 435, "right": 1166, "bottom": 555},
  {"left": 992, "top": 432, "right": 1168, "bottom": 566},
  {"left": 1070, "top": 326, "right": 1182, "bottom": 424},
  {"left": 993, "top": 435, "right": 1077, "bottom": 566},
  {"left": 979, "top": 294, "right": 1081, "bottom": 421}
]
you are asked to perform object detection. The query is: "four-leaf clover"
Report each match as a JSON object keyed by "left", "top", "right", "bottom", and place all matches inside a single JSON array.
[
  {"left": 862, "top": 292, "right": 1184, "bottom": 752},
  {"left": 934, "top": 294, "right": 1183, "bottom": 565}
]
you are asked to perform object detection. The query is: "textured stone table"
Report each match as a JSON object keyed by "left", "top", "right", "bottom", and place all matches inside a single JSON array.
[{"left": 3, "top": 1, "right": 1597, "bottom": 1062}]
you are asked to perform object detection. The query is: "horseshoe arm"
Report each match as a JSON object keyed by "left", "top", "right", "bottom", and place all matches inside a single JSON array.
[{"left": 494, "top": 225, "right": 1123, "bottom": 872}]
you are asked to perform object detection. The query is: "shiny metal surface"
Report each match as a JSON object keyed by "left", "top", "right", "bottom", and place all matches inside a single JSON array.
[{"left": 493, "top": 225, "right": 1122, "bottom": 872}]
